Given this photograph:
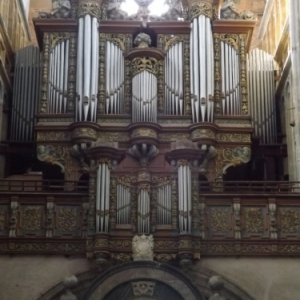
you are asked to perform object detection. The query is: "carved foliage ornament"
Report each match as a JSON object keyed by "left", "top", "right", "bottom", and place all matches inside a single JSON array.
[
  {"left": 244, "top": 208, "right": 264, "bottom": 233},
  {"left": 131, "top": 57, "right": 159, "bottom": 77},
  {"left": 78, "top": 0, "right": 101, "bottom": 19},
  {"left": 280, "top": 208, "right": 300, "bottom": 233},
  {"left": 219, "top": 34, "right": 239, "bottom": 51},
  {"left": 57, "top": 207, "right": 77, "bottom": 231},
  {"left": 37, "top": 145, "right": 66, "bottom": 172},
  {"left": 22, "top": 207, "right": 43, "bottom": 231},
  {"left": 189, "top": 2, "right": 213, "bottom": 20},
  {"left": 211, "top": 208, "right": 228, "bottom": 232}
]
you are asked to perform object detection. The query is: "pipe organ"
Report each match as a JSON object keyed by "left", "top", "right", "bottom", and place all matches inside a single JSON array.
[
  {"left": 220, "top": 41, "right": 240, "bottom": 116},
  {"left": 190, "top": 14, "right": 214, "bottom": 123},
  {"left": 164, "top": 41, "right": 184, "bottom": 115},
  {"left": 30, "top": 0, "right": 265, "bottom": 264},
  {"left": 76, "top": 13, "right": 99, "bottom": 122},
  {"left": 48, "top": 39, "right": 70, "bottom": 114},
  {"left": 96, "top": 162, "right": 110, "bottom": 233},
  {"left": 247, "top": 48, "right": 277, "bottom": 144},
  {"left": 105, "top": 40, "right": 125, "bottom": 115},
  {"left": 11, "top": 45, "right": 40, "bottom": 141}
]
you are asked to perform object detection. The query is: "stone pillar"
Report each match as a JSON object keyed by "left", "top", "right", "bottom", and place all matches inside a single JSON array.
[{"left": 289, "top": 1, "right": 300, "bottom": 181}]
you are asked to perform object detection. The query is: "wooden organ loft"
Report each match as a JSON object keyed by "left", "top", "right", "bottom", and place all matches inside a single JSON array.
[{"left": 0, "top": 0, "right": 297, "bottom": 262}]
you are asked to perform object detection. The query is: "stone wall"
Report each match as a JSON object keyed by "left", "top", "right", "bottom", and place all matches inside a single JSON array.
[{"left": 0, "top": 255, "right": 300, "bottom": 300}]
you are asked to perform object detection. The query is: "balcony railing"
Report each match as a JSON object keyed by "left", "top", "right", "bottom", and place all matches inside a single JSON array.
[
  {"left": 199, "top": 181, "right": 300, "bottom": 194},
  {"left": 0, "top": 180, "right": 89, "bottom": 193}
]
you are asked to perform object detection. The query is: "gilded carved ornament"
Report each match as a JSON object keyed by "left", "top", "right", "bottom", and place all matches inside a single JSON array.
[
  {"left": 71, "top": 127, "right": 97, "bottom": 139},
  {"left": 131, "top": 128, "right": 158, "bottom": 139},
  {"left": 78, "top": 0, "right": 101, "bottom": 19},
  {"left": 57, "top": 207, "right": 77, "bottom": 232},
  {"left": 21, "top": 207, "right": 43, "bottom": 231},
  {"left": 280, "top": 208, "right": 300, "bottom": 234},
  {"left": 189, "top": 2, "right": 213, "bottom": 20},
  {"left": 219, "top": 34, "right": 239, "bottom": 51},
  {"left": 37, "top": 145, "right": 66, "bottom": 172},
  {"left": 244, "top": 207, "right": 264, "bottom": 233},
  {"left": 215, "top": 147, "right": 251, "bottom": 177},
  {"left": 131, "top": 57, "right": 159, "bottom": 77},
  {"left": 211, "top": 208, "right": 229, "bottom": 232}
]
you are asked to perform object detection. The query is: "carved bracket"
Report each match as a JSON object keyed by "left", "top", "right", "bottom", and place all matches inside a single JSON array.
[{"left": 37, "top": 145, "right": 66, "bottom": 173}]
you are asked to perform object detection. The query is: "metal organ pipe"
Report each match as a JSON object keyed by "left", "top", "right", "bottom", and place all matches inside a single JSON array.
[
  {"left": 11, "top": 46, "right": 41, "bottom": 141},
  {"left": 48, "top": 39, "right": 70, "bottom": 114},
  {"left": 132, "top": 70, "right": 157, "bottom": 123},
  {"left": 247, "top": 48, "right": 276, "bottom": 144},
  {"left": 164, "top": 42, "right": 184, "bottom": 115},
  {"left": 220, "top": 41, "right": 241, "bottom": 116},
  {"left": 138, "top": 188, "right": 150, "bottom": 234},
  {"left": 96, "top": 163, "right": 111, "bottom": 233},
  {"left": 76, "top": 15, "right": 99, "bottom": 122},
  {"left": 105, "top": 41, "right": 125, "bottom": 115},
  {"left": 178, "top": 165, "right": 192, "bottom": 233},
  {"left": 190, "top": 15, "right": 214, "bottom": 123},
  {"left": 117, "top": 183, "right": 131, "bottom": 224},
  {"left": 157, "top": 184, "right": 172, "bottom": 225}
]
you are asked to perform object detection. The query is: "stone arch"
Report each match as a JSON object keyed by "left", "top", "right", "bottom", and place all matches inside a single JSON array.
[
  {"left": 36, "top": 262, "right": 255, "bottom": 300},
  {"left": 82, "top": 261, "right": 205, "bottom": 300}
]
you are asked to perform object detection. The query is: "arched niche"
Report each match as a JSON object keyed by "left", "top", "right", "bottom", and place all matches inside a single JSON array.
[{"left": 82, "top": 261, "right": 205, "bottom": 300}]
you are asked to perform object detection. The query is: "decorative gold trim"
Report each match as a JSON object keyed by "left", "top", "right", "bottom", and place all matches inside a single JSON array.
[
  {"left": 189, "top": 2, "right": 213, "bottom": 20},
  {"left": 131, "top": 57, "right": 159, "bottom": 77},
  {"left": 78, "top": 0, "right": 101, "bottom": 19}
]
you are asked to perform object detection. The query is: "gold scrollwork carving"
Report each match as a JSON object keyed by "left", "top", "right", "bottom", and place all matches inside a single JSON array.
[
  {"left": 177, "top": 159, "right": 191, "bottom": 167},
  {"left": 131, "top": 128, "right": 158, "bottom": 139},
  {"left": 280, "top": 209, "right": 300, "bottom": 233},
  {"left": 191, "top": 129, "right": 216, "bottom": 139},
  {"left": 162, "top": 35, "right": 184, "bottom": 51},
  {"left": 158, "top": 133, "right": 190, "bottom": 142},
  {"left": 116, "top": 175, "right": 137, "bottom": 187},
  {"left": 37, "top": 132, "right": 70, "bottom": 141},
  {"left": 219, "top": 34, "right": 239, "bottom": 51},
  {"left": 22, "top": 207, "right": 43, "bottom": 231},
  {"left": 211, "top": 208, "right": 228, "bottom": 232},
  {"left": 131, "top": 57, "right": 159, "bottom": 77},
  {"left": 78, "top": 0, "right": 101, "bottom": 19},
  {"left": 151, "top": 176, "right": 170, "bottom": 187},
  {"left": 113, "top": 253, "right": 131, "bottom": 263},
  {"left": 245, "top": 208, "right": 264, "bottom": 233},
  {"left": 217, "top": 133, "right": 251, "bottom": 143},
  {"left": 98, "top": 132, "right": 130, "bottom": 142},
  {"left": 50, "top": 32, "right": 71, "bottom": 48},
  {"left": 37, "top": 145, "right": 66, "bottom": 172},
  {"left": 57, "top": 207, "right": 77, "bottom": 232},
  {"left": 72, "top": 127, "right": 97, "bottom": 139},
  {"left": 105, "top": 34, "right": 126, "bottom": 51},
  {"left": 97, "top": 158, "right": 112, "bottom": 169},
  {"left": 189, "top": 2, "right": 213, "bottom": 20}
]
